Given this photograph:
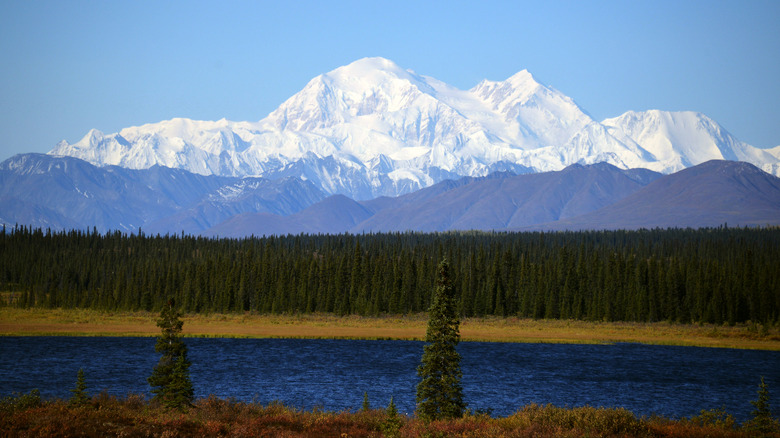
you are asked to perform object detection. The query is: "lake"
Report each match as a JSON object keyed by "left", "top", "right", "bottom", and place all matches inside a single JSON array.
[{"left": 0, "top": 337, "right": 777, "bottom": 421}]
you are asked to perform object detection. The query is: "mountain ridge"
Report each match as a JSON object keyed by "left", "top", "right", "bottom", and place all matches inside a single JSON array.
[
  {"left": 49, "top": 57, "right": 780, "bottom": 200},
  {"left": 519, "top": 160, "right": 780, "bottom": 231},
  {"left": 3, "top": 154, "right": 779, "bottom": 236},
  {"left": 199, "top": 159, "right": 780, "bottom": 237},
  {"left": 0, "top": 153, "right": 325, "bottom": 233}
]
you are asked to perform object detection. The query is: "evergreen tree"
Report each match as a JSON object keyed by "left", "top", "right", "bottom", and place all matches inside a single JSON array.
[
  {"left": 381, "top": 396, "right": 403, "bottom": 437},
  {"left": 362, "top": 391, "right": 370, "bottom": 412},
  {"left": 387, "top": 395, "right": 398, "bottom": 417},
  {"left": 416, "top": 259, "right": 465, "bottom": 420},
  {"left": 746, "top": 376, "right": 778, "bottom": 434},
  {"left": 68, "top": 368, "right": 89, "bottom": 407},
  {"left": 3, "top": 227, "right": 780, "bottom": 324},
  {"left": 147, "top": 299, "right": 194, "bottom": 409}
]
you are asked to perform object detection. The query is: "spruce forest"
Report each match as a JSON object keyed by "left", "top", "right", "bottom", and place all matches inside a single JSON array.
[{"left": 1, "top": 226, "right": 778, "bottom": 325}]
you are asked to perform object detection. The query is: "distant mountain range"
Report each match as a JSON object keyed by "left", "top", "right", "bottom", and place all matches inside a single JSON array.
[
  {"left": 48, "top": 57, "right": 780, "bottom": 200},
  {"left": 2, "top": 153, "right": 778, "bottom": 235},
  {"left": 0, "top": 154, "right": 325, "bottom": 233},
  {"left": 4, "top": 57, "right": 778, "bottom": 235}
]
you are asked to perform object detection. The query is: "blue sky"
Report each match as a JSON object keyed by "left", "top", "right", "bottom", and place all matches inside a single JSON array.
[{"left": 1, "top": 0, "right": 779, "bottom": 161}]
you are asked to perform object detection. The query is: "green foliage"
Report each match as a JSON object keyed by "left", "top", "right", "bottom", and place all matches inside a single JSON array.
[
  {"left": 147, "top": 299, "right": 194, "bottom": 410},
  {"left": 696, "top": 407, "right": 738, "bottom": 430},
  {"left": 745, "top": 376, "right": 779, "bottom": 435},
  {"left": 510, "top": 403, "right": 649, "bottom": 437},
  {"left": 0, "top": 389, "right": 42, "bottom": 415},
  {"left": 387, "top": 395, "right": 398, "bottom": 418},
  {"left": 362, "top": 391, "right": 370, "bottom": 412},
  {"left": 381, "top": 396, "right": 404, "bottom": 437},
  {"left": 69, "top": 368, "right": 90, "bottom": 407},
  {"left": 687, "top": 406, "right": 737, "bottom": 430},
  {"left": 416, "top": 259, "right": 465, "bottom": 420}
]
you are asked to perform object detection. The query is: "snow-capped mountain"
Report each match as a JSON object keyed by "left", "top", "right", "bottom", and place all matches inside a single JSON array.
[
  {"left": 602, "top": 110, "right": 780, "bottom": 175},
  {"left": 49, "top": 57, "right": 780, "bottom": 199}
]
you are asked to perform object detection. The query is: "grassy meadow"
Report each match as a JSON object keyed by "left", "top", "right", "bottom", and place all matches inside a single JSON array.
[{"left": 1, "top": 307, "right": 778, "bottom": 350}]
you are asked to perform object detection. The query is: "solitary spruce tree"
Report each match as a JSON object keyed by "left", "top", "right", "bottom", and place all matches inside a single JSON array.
[
  {"left": 68, "top": 368, "right": 89, "bottom": 407},
  {"left": 147, "top": 299, "right": 194, "bottom": 409},
  {"left": 747, "top": 376, "right": 777, "bottom": 434},
  {"left": 416, "top": 259, "right": 465, "bottom": 420}
]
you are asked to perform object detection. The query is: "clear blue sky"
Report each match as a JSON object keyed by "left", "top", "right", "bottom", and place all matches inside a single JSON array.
[{"left": 1, "top": 0, "right": 779, "bottom": 161}]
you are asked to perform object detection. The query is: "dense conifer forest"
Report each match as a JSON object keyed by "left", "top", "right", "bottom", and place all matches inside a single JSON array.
[{"left": 1, "top": 225, "right": 778, "bottom": 325}]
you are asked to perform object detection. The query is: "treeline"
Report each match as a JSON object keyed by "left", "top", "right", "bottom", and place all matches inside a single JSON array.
[{"left": 1, "top": 225, "right": 778, "bottom": 324}]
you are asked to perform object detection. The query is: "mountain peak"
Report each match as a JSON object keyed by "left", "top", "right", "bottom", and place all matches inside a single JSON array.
[
  {"left": 601, "top": 110, "right": 749, "bottom": 171},
  {"left": 337, "top": 57, "right": 406, "bottom": 74},
  {"left": 318, "top": 56, "right": 423, "bottom": 89},
  {"left": 471, "top": 68, "right": 540, "bottom": 97},
  {"left": 44, "top": 58, "right": 780, "bottom": 200},
  {"left": 82, "top": 128, "right": 105, "bottom": 143},
  {"left": 504, "top": 69, "right": 538, "bottom": 88},
  {"left": 468, "top": 68, "right": 593, "bottom": 149},
  {"left": 264, "top": 57, "right": 439, "bottom": 135}
]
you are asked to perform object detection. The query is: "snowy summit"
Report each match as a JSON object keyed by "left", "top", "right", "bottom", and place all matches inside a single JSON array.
[{"left": 49, "top": 57, "right": 780, "bottom": 200}]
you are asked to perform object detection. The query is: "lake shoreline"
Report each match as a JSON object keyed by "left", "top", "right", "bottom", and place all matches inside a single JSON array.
[{"left": 1, "top": 308, "right": 778, "bottom": 350}]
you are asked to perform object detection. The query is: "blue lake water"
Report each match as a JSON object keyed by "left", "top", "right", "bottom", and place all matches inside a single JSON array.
[{"left": 0, "top": 337, "right": 777, "bottom": 421}]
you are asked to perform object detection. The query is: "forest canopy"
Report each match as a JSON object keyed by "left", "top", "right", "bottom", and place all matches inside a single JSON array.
[{"left": 1, "top": 225, "right": 778, "bottom": 325}]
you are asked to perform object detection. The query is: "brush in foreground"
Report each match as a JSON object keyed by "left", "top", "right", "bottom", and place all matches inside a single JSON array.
[{"left": 2, "top": 392, "right": 779, "bottom": 438}]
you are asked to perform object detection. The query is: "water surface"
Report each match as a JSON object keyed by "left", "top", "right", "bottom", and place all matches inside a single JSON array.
[{"left": 0, "top": 337, "right": 777, "bottom": 421}]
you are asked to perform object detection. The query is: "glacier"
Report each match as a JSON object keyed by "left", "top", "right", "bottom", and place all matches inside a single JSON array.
[{"left": 49, "top": 57, "right": 780, "bottom": 200}]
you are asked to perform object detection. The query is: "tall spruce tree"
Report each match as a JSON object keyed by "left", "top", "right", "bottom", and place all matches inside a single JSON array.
[
  {"left": 148, "top": 299, "right": 194, "bottom": 409},
  {"left": 747, "top": 376, "right": 778, "bottom": 434},
  {"left": 416, "top": 259, "right": 465, "bottom": 420}
]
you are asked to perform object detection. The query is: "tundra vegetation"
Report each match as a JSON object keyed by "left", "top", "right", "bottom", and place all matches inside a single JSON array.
[{"left": 1, "top": 385, "right": 778, "bottom": 437}]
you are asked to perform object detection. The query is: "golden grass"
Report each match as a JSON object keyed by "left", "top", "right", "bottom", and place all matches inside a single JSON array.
[{"left": 0, "top": 307, "right": 778, "bottom": 350}]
